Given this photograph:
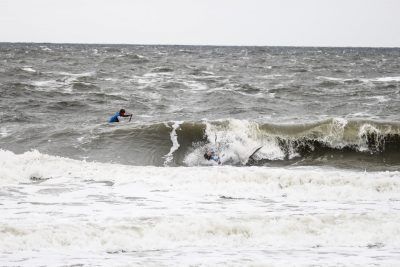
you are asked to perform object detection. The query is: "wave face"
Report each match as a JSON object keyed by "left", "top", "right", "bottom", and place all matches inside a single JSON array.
[
  {"left": 129, "top": 118, "right": 400, "bottom": 169},
  {"left": 3, "top": 118, "right": 399, "bottom": 169}
]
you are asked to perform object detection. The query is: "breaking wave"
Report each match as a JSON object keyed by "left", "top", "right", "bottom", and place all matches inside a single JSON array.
[{"left": 63, "top": 118, "right": 400, "bottom": 168}]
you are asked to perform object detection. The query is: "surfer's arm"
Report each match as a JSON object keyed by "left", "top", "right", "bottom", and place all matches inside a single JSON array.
[{"left": 121, "top": 113, "right": 132, "bottom": 117}]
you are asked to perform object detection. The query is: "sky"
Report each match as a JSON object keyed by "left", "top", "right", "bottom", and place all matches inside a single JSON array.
[{"left": 1, "top": 0, "right": 400, "bottom": 47}]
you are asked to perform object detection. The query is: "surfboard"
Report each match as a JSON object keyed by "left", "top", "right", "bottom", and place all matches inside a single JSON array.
[{"left": 248, "top": 146, "right": 262, "bottom": 160}]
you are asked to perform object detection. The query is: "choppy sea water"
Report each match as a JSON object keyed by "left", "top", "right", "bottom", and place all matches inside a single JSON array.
[{"left": 1, "top": 43, "right": 400, "bottom": 266}]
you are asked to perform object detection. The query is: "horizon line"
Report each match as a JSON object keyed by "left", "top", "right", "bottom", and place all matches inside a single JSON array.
[{"left": 0, "top": 41, "right": 399, "bottom": 49}]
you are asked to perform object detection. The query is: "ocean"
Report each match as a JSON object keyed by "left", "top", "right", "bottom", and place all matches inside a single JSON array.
[{"left": 0, "top": 43, "right": 400, "bottom": 266}]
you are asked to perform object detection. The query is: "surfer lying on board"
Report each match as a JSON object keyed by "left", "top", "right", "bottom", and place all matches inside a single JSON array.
[
  {"left": 204, "top": 149, "right": 221, "bottom": 165},
  {"left": 109, "top": 109, "right": 132, "bottom": 123}
]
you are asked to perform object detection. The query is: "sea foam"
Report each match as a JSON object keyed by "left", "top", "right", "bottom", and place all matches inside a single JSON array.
[{"left": 1, "top": 149, "right": 400, "bottom": 266}]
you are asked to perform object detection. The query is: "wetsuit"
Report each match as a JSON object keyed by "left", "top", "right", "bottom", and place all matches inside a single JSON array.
[
  {"left": 204, "top": 151, "right": 220, "bottom": 163},
  {"left": 109, "top": 112, "right": 120, "bottom": 123},
  {"left": 210, "top": 155, "right": 219, "bottom": 162}
]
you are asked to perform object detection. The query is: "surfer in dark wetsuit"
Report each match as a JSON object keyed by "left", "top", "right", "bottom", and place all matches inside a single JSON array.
[
  {"left": 204, "top": 149, "right": 221, "bottom": 164},
  {"left": 109, "top": 109, "right": 132, "bottom": 123}
]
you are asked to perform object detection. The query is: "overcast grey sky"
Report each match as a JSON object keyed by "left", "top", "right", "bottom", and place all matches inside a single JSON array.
[{"left": 1, "top": 0, "right": 399, "bottom": 47}]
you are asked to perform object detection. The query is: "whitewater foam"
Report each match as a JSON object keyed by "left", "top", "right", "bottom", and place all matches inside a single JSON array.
[
  {"left": 163, "top": 121, "right": 182, "bottom": 166},
  {"left": 319, "top": 75, "right": 400, "bottom": 83},
  {"left": 1, "top": 149, "right": 400, "bottom": 265},
  {"left": 21, "top": 67, "right": 36, "bottom": 73},
  {"left": 1, "top": 149, "right": 399, "bottom": 199}
]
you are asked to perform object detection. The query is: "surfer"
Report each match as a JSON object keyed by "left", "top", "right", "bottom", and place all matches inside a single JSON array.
[
  {"left": 109, "top": 109, "right": 132, "bottom": 123},
  {"left": 204, "top": 149, "right": 221, "bottom": 164}
]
